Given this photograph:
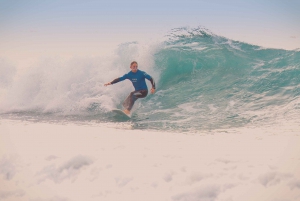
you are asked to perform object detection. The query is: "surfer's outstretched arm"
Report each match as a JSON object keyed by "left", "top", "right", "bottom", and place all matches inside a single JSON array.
[
  {"left": 104, "top": 78, "right": 120, "bottom": 86},
  {"left": 104, "top": 74, "right": 128, "bottom": 86},
  {"left": 104, "top": 81, "right": 112, "bottom": 86}
]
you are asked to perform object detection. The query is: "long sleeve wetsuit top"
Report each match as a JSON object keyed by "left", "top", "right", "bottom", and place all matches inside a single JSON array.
[{"left": 111, "top": 70, "right": 155, "bottom": 90}]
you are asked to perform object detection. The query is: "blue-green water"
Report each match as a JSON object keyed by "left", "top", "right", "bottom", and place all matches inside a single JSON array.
[{"left": 1, "top": 28, "right": 300, "bottom": 132}]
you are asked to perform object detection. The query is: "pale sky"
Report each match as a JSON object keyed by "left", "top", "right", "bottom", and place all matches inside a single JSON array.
[{"left": 0, "top": 0, "right": 299, "bottom": 63}]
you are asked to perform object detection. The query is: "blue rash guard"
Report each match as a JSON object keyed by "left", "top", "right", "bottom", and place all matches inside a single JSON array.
[
  {"left": 110, "top": 69, "right": 155, "bottom": 111},
  {"left": 111, "top": 70, "right": 155, "bottom": 91}
]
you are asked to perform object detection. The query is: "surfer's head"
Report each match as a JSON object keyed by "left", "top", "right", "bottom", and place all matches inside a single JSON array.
[{"left": 130, "top": 61, "right": 138, "bottom": 73}]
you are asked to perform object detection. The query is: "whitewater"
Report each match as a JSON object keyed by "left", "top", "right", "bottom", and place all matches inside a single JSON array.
[
  {"left": 1, "top": 27, "right": 299, "bottom": 131},
  {"left": 1, "top": 28, "right": 300, "bottom": 201}
]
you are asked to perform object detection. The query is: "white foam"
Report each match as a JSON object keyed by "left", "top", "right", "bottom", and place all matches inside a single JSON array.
[
  {"left": 0, "top": 42, "right": 160, "bottom": 114},
  {"left": 1, "top": 120, "right": 299, "bottom": 201}
]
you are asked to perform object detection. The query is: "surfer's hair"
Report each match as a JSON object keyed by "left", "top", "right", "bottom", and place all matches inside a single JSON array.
[{"left": 130, "top": 61, "right": 138, "bottom": 66}]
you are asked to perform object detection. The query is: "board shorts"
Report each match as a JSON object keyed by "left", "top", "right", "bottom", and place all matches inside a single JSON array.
[{"left": 122, "top": 89, "right": 148, "bottom": 111}]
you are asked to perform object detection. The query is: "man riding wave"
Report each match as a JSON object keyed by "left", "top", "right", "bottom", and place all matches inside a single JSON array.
[{"left": 104, "top": 61, "right": 156, "bottom": 115}]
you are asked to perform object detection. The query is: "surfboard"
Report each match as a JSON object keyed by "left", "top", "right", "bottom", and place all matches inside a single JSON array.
[{"left": 112, "top": 109, "right": 131, "bottom": 119}]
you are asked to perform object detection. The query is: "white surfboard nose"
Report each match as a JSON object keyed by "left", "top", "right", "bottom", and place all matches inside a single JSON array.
[{"left": 112, "top": 109, "right": 131, "bottom": 119}]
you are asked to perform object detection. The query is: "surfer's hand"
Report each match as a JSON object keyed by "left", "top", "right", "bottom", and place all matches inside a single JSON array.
[
  {"left": 151, "top": 88, "right": 155, "bottom": 94},
  {"left": 104, "top": 82, "right": 111, "bottom": 86}
]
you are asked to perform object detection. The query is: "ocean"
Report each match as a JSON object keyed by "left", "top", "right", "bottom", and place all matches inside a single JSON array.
[
  {"left": 1, "top": 27, "right": 300, "bottom": 132},
  {"left": 1, "top": 27, "right": 300, "bottom": 201}
]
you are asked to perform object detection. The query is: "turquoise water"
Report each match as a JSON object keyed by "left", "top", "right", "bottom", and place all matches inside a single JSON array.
[
  {"left": 129, "top": 28, "right": 300, "bottom": 131},
  {"left": 1, "top": 28, "right": 300, "bottom": 131}
]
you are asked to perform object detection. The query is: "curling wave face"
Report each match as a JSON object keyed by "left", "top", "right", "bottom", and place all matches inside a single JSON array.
[{"left": 1, "top": 27, "right": 300, "bottom": 131}]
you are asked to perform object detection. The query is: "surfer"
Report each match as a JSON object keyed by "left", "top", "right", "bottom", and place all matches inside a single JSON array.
[{"left": 104, "top": 61, "right": 156, "bottom": 115}]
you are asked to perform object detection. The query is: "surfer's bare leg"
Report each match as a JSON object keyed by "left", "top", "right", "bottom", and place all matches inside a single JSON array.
[
  {"left": 123, "top": 109, "right": 130, "bottom": 115},
  {"left": 122, "top": 90, "right": 148, "bottom": 114}
]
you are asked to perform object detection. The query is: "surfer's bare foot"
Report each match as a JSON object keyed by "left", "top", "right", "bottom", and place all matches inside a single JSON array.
[{"left": 123, "top": 109, "right": 130, "bottom": 115}]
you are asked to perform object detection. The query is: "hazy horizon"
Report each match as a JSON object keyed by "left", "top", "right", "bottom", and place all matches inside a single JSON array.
[{"left": 1, "top": 0, "right": 299, "bottom": 65}]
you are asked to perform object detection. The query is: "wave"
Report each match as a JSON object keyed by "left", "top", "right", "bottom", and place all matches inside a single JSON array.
[{"left": 1, "top": 27, "right": 300, "bottom": 131}]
